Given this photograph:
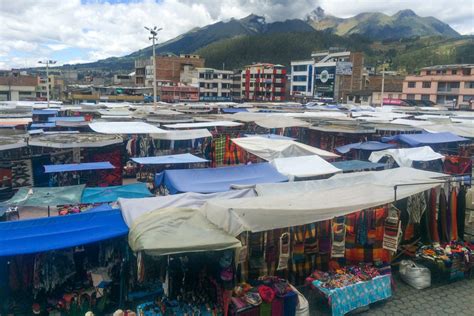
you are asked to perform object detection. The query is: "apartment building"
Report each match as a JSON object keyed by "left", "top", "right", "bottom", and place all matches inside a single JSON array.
[
  {"left": 181, "top": 66, "right": 233, "bottom": 101},
  {"left": 241, "top": 63, "right": 286, "bottom": 101},
  {"left": 135, "top": 58, "right": 154, "bottom": 86},
  {"left": 232, "top": 70, "right": 242, "bottom": 101},
  {"left": 402, "top": 64, "right": 474, "bottom": 108},
  {"left": 290, "top": 60, "right": 314, "bottom": 98},
  {"left": 37, "top": 75, "right": 65, "bottom": 100}
]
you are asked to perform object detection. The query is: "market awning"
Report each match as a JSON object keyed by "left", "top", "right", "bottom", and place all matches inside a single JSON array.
[
  {"left": 0, "top": 118, "right": 32, "bottom": 127},
  {"left": 48, "top": 116, "right": 85, "bottom": 122},
  {"left": 0, "top": 208, "right": 128, "bottom": 256},
  {"left": 270, "top": 155, "right": 342, "bottom": 180},
  {"left": 244, "top": 134, "right": 296, "bottom": 141},
  {"left": 29, "top": 133, "right": 123, "bottom": 148},
  {"left": 0, "top": 135, "right": 27, "bottom": 151},
  {"left": 335, "top": 141, "right": 396, "bottom": 154},
  {"left": 30, "top": 122, "right": 56, "bottom": 129},
  {"left": 32, "top": 109, "right": 58, "bottom": 115},
  {"left": 232, "top": 136, "right": 339, "bottom": 161},
  {"left": 369, "top": 146, "right": 445, "bottom": 167},
  {"left": 1, "top": 185, "right": 85, "bottom": 206},
  {"left": 44, "top": 162, "right": 115, "bottom": 173},
  {"left": 381, "top": 132, "right": 468, "bottom": 147},
  {"left": 81, "top": 183, "right": 153, "bottom": 204},
  {"left": 155, "top": 163, "right": 288, "bottom": 194},
  {"left": 89, "top": 122, "right": 167, "bottom": 134},
  {"left": 331, "top": 160, "right": 386, "bottom": 173},
  {"left": 150, "top": 129, "right": 212, "bottom": 140},
  {"left": 200, "top": 167, "right": 448, "bottom": 236},
  {"left": 119, "top": 189, "right": 256, "bottom": 227},
  {"left": 254, "top": 116, "right": 310, "bottom": 129},
  {"left": 131, "top": 153, "right": 208, "bottom": 165},
  {"left": 221, "top": 108, "right": 248, "bottom": 114},
  {"left": 128, "top": 208, "right": 241, "bottom": 256},
  {"left": 163, "top": 121, "right": 242, "bottom": 129}
]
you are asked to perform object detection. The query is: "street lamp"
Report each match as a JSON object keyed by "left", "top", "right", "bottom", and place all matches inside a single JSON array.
[
  {"left": 378, "top": 59, "right": 391, "bottom": 107},
  {"left": 145, "top": 26, "right": 162, "bottom": 110},
  {"left": 38, "top": 60, "right": 56, "bottom": 108}
]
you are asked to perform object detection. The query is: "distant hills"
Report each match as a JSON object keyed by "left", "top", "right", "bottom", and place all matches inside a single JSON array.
[
  {"left": 62, "top": 7, "right": 470, "bottom": 74},
  {"left": 306, "top": 7, "right": 459, "bottom": 40}
]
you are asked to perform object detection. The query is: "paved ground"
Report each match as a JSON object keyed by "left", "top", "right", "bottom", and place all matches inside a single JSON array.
[{"left": 302, "top": 274, "right": 474, "bottom": 316}]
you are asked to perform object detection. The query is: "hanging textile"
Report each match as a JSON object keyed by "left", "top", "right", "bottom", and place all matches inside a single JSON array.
[
  {"left": 331, "top": 218, "right": 346, "bottom": 258},
  {"left": 426, "top": 188, "right": 439, "bottom": 243},
  {"left": 407, "top": 192, "right": 427, "bottom": 224},
  {"left": 31, "top": 155, "right": 51, "bottom": 187},
  {"left": 383, "top": 207, "right": 401, "bottom": 253},
  {"left": 449, "top": 188, "right": 458, "bottom": 240},
  {"left": 438, "top": 188, "right": 449, "bottom": 242},
  {"left": 11, "top": 159, "right": 33, "bottom": 188},
  {"left": 88, "top": 147, "right": 122, "bottom": 186},
  {"left": 213, "top": 136, "right": 226, "bottom": 167},
  {"left": 457, "top": 187, "right": 467, "bottom": 241}
]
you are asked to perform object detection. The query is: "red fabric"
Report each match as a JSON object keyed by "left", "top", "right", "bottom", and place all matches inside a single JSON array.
[
  {"left": 88, "top": 147, "right": 123, "bottom": 186},
  {"left": 258, "top": 285, "right": 275, "bottom": 303}
]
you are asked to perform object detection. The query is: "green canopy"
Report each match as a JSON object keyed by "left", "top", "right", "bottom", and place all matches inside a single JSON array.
[{"left": 1, "top": 185, "right": 85, "bottom": 206}]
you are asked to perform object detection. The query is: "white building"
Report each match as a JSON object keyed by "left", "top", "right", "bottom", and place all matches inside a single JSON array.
[
  {"left": 181, "top": 66, "right": 233, "bottom": 101},
  {"left": 290, "top": 60, "right": 314, "bottom": 98}
]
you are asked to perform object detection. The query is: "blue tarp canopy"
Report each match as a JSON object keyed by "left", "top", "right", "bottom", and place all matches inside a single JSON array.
[
  {"left": 0, "top": 208, "right": 127, "bottom": 256},
  {"left": 244, "top": 134, "right": 296, "bottom": 140},
  {"left": 381, "top": 132, "right": 468, "bottom": 147},
  {"left": 331, "top": 160, "right": 386, "bottom": 173},
  {"left": 81, "top": 183, "right": 153, "bottom": 204},
  {"left": 48, "top": 116, "right": 85, "bottom": 122},
  {"left": 44, "top": 161, "right": 115, "bottom": 173},
  {"left": 221, "top": 108, "right": 248, "bottom": 113},
  {"left": 131, "top": 153, "right": 208, "bottom": 165},
  {"left": 30, "top": 122, "right": 56, "bottom": 129},
  {"left": 335, "top": 141, "right": 396, "bottom": 154},
  {"left": 1, "top": 185, "right": 85, "bottom": 206},
  {"left": 155, "top": 162, "right": 288, "bottom": 194},
  {"left": 32, "top": 109, "right": 58, "bottom": 115}
]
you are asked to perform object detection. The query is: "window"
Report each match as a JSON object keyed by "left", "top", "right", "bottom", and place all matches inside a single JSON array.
[
  {"left": 407, "top": 82, "right": 416, "bottom": 88},
  {"left": 292, "top": 86, "right": 306, "bottom": 92},
  {"left": 388, "top": 94, "right": 393, "bottom": 98},
  {"left": 462, "top": 95, "right": 473, "bottom": 102},
  {"left": 463, "top": 68, "right": 471, "bottom": 75},
  {"left": 450, "top": 82, "right": 460, "bottom": 89},
  {"left": 421, "top": 94, "right": 430, "bottom": 101},
  {"left": 465, "top": 82, "right": 474, "bottom": 89},
  {"left": 452, "top": 70, "right": 457, "bottom": 75},
  {"left": 293, "top": 65, "right": 307, "bottom": 72},
  {"left": 293, "top": 75, "right": 307, "bottom": 82},
  {"left": 422, "top": 82, "right": 431, "bottom": 88},
  {"left": 199, "top": 73, "right": 204, "bottom": 78},
  {"left": 407, "top": 94, "right": 415, "bottom": 100},
  {"left": 426, "top": 71, "right": 431, "bottom": 75}
]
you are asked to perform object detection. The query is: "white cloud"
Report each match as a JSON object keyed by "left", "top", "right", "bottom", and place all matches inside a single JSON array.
[{"left": 0, "top": 0, "right": 471, "bottom": 69}]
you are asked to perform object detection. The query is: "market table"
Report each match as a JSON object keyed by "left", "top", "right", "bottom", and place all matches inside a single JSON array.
[{"left": 311, "top": 274, "right": 392, "bottom": 316}]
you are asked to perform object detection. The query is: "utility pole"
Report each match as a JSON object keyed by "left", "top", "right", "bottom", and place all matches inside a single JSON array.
[
  {"left": 380, "top": 64, "right": 385, "bottom": 107},
  {"left": 38, "top": 60, "right": 56, "bottom": 108},
  {"left": 145, "top": 26, "right": 162, "bottom": 111}
]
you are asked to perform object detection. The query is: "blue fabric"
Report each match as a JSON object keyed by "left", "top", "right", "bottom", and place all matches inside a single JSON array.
[
  {"left": 312, "top": 275, "right": 392, "bottom": 316},
  {"left": 32, "top": 109, "right": 58, "bottom": 115},
  {"left": 381, "top": 132, "right": 468, "bottom": 147},
  {"left": 131, "top": 153, "right": 208, "bottom": 165},
  {"left": 331, "top": 160, "right": 386, "bottom": 172},
  {"left": 155, "top": 163, "right": 288, "bottom": 194},
  {"left": 81, "top": 183, "right": 153, "bottom": 203},
  {"left": 335, "top": 141, "right": 396, "bottom": 154},
  {"left": 44, "top": 161, "right": 115, "bottom": 173},
  {"left": 0, "top": 209, "right": 128, "bottom": 256},
  {"left": 30, "top": 122, "right": 56, "bottom": 128},
  {"left": 221, "top": 108, "right": 248, "bottom": 113},
  {"left": 48, "top": 116, "right": 85, "bottom": 122},
  {"left": 244, "top": 134, "right": 296, "bottom": 140}
]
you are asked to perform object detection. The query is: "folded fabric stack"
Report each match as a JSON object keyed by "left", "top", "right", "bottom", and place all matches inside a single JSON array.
[
  {"left": 416, "top": 241, "right": 473, "bottom": 271},
  {"left": 306, "top": 263, "right": 385, "bottom": 289}
]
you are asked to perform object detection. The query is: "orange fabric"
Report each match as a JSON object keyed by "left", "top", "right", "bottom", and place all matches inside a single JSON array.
[{"left": 450, "top": 189, "right": 458, "bottom": 240}]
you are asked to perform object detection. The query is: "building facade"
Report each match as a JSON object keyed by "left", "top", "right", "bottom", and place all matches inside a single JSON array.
[
  {"left": 181, "top": 66, "right": 233, "bottom": 101},
  {"left": 289, "top": 51, "right": 364, "bottom": 102},
  {"left": 241, "top": 63, "right": 286, "bottom": 101},
  {"left": 157, "top": 84, "right": 199, "bottom": 103},
  {"left": 155, "top": 54, "right": 204, "bottom": 83},
  {"left": 402, "top": 64, "right": 474, "bottom": 108},
  {"left": 0, "top": 74, "right": 37, "bottom": 101}
]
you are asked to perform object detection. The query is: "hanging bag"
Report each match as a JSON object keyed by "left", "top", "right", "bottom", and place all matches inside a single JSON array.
[{"left": 277, "top": 232, "right": 290, "bottom": 271}]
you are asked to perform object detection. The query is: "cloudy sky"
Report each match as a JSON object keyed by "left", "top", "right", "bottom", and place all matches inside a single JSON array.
[{"left": 0, "top": 0, "right": 472, "bottom": 69}]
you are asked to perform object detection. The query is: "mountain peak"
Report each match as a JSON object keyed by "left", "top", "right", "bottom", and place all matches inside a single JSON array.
[
  {"left": 240, "top": 14, "right": 266, "bottom": 25},
  {"left": 394, "top": 9, "right": 417, "bottom": 18},
  {"left": 306, "top": 6, "right": 326, "bottom": 22}
]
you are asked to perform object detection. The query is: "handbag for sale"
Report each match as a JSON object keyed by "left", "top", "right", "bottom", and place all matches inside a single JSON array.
[{"left": 277, "top": 232, "right": 290, "bottom": 271}]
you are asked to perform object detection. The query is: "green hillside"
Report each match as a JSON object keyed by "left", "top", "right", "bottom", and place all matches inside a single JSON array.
[{"left": 197, "top": 32, "right": 474, "bottom": 73}]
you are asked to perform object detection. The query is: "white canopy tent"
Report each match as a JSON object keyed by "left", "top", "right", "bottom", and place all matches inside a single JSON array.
[
  {"left": 270, "top": 155, "right": 342, "bottom": 180},
  {"left": 128, "top": 208, "right": 242, "bottom": 256},
  {"left": 232, "top": 136, "right": 339, "bottom": 161},
  {"left": 150, "top": 129, "right": 212, "bottom": 140},
  {"left": 118, "top": 189, "right": 256, "bottom": 227},
  {"left": 253, "top": 116, "right": 310, "bottom": 129},
  {"left": 89, "top": 122, "right": 167, "bottom": 134},
  {"left": 163, "top": 121, "right": 242, "bottom": 129},
  {"left": 369, "top": 146, "right": 444, "bottom": 167},
  {"left": 200, "top": 167, "right": 448, "bottom": 236}
]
